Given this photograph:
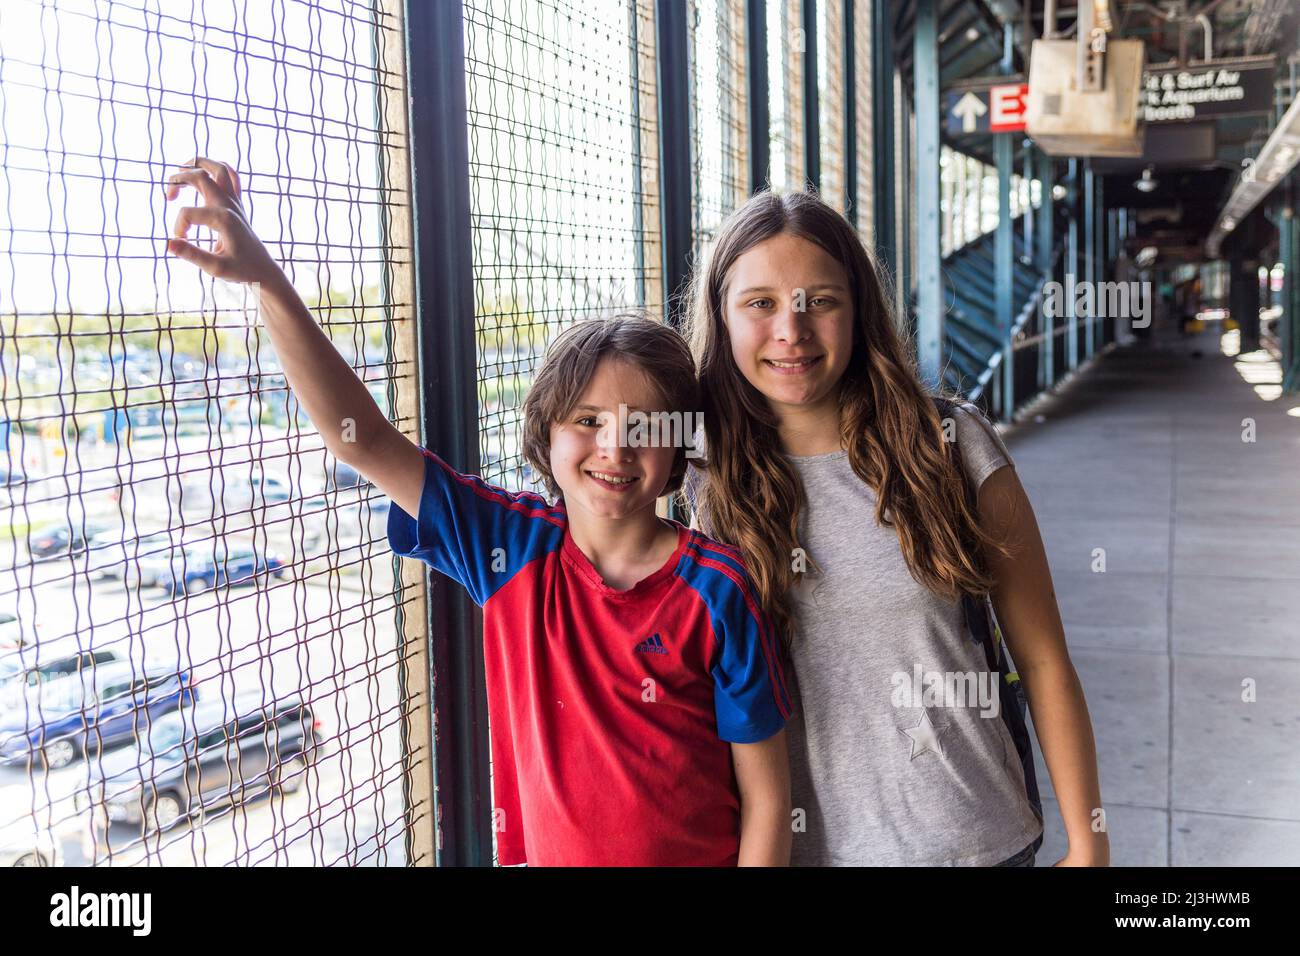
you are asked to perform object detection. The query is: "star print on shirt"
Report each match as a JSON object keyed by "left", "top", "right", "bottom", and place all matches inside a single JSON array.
[{"left": 899, "top": 707, "right": 949, "bottom": 761}]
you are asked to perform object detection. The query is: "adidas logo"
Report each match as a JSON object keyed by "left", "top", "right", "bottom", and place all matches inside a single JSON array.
[{"left": 634, "top": 633, "right": 669, "bottom": 655}]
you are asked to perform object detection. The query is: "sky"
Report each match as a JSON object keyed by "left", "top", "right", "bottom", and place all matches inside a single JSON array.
[
  {"left": 0, "top": 0, "right": 752, "bottom": 326},
  {"left": 0, "top": 0, "right": 390, "bottom": 317}
]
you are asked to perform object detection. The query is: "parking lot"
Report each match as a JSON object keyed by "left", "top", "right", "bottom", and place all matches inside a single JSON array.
[{"left": 1, "top": 430, "right": 415, "bottom": 867}]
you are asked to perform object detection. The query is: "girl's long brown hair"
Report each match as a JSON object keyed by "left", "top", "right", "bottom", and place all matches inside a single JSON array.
[{"left": 683, "top": 190, "right": 1005, "bottom": 646}]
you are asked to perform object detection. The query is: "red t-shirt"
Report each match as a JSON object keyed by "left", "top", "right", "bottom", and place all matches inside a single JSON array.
[{"left": 388, "top": 449, "right": 792, "bottom": 865}]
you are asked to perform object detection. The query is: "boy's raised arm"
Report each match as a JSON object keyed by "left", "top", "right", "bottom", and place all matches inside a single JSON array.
[{"left": 164, "top": 157, "right": 425, "bottom": 517}]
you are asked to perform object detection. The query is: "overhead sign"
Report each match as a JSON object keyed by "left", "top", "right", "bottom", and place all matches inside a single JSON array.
[
  {"left": 1140, "top": 61, "right": 1275, "bottom": 123},
  {"left": 989, "top": 83, "right": 1028, "bottom": 131},
  {"left": 945, "top": 83, "right": 1028, "bottom": 135}
]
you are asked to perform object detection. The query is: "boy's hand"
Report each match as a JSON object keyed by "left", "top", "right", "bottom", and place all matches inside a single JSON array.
[{"left": 163, "top": 156, "right": 284, "bottom": 288}]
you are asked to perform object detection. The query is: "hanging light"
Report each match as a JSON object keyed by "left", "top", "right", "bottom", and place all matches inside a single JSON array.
[{"left": 1134, "top": 166, "right": 1158, "bottom": 193}]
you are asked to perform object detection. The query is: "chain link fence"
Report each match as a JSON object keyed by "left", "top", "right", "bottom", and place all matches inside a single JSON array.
[{"left": 0, "top": 0, "right": 427, "bottom": 867}]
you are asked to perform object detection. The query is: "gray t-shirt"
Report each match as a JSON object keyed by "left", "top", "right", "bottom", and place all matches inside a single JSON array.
[
  {"left": 783, "top": 402, "right": 1042, "bottom": 865},
  {"left": 686, "top": 402, "right": 1043, "bottom": 865}
]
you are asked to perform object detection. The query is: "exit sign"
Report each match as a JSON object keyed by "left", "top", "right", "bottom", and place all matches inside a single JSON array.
[{"left": 989, "top": 83, "right": 1029, "bottom": 132}]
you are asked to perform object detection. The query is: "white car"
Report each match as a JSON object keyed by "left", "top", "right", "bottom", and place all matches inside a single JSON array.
[{"left": 0, "top": 812, "right": 61, "bottom": 867}]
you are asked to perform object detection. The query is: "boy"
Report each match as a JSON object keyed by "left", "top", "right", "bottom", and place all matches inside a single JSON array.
[{"left": 163, "top": 157, "right": 792, "bottom": 865}]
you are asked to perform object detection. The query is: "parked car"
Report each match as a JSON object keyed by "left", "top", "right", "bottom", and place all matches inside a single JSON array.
[
  {"left": 27, "top": 520, "right": 117, "bottom": 561},
  {"left": 181, "top": 470, "right": 293, "bottom": 513},
  {"left": 0, "top": 813, "right": 59, "bottom": 867},
  {"left": 123, "top": 536, "right": 200, "bottom": 590},
  {"left": 322, "top": 459, "right": 366, "bottom": 493},
  {"left": 0, "top": 648, "right": 123, "bottom": 690},
  {"left": 0, "top": 609, "right": 33, "bottom": 650},
  {"left": 79, "top": 694, "right": 323, "bottom": 833},
  {"left": 320, "top": 497, "right": 391, "bottom": 545},
  {"left": 84, "top": 528, "right": 178, "bottom": 581},
  {"left": 0, "top": 658, "right": 196, "bottom": 770},
  {"left": 158, "top": 542, "right": 286, "bottom": 596}
]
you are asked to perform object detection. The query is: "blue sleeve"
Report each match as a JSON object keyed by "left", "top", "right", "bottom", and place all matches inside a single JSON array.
[
  {"left": 385, "top": 449, "right": 566, "bottom": 606},
  {"left": 709, "top": 569, "right": 793, "bottom": 744}
]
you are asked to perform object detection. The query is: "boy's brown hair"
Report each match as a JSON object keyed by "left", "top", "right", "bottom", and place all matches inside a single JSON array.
[{"left": 521, "top": 313, "right": 700, "bottom": 500}]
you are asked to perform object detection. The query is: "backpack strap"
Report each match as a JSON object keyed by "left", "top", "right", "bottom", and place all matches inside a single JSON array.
[{"left": 930, "top": 394, "right": 1045, "bottom": 839}]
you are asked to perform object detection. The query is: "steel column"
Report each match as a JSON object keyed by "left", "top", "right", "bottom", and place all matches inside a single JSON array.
[
  {"left": 871, "top": 0, "right": 896, "bottom": 280},
  {"left": 746, "top": 0, "right": 771, "bottom": 193},
  {"left": 1068, "top": 157, "right": 1079, "bottom": 370},
  {"left": 1084, "top": 162, "right": 1096, "bottom": 357},
  {"left": 913, "top": 0, "right": 942, "bottom": 387},
  {"left": 1285, "top": 174, "right": 1300, "bottom": 391},
  {"left": 803, "top": 0, "right": 820, "bottom": 188},
  {"left": 995, "top": 127, "right": 1013, "bottom": 418},
  {"left": 655, "top": 0, "right": 693, "bottom": 328},
  {"left": 1038, "top": 151, "right": 1054, "bottom": 390},
  {"left": 994, "top": 24, "right": 1014, "bottom": 419},
  {"left": 1022, "top": 138, "right": 1033, "bottom": 262}
]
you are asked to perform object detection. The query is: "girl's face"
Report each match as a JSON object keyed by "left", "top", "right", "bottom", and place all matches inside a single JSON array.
[
  {"left": 720, "top": 231, "right": 855, "bottom": 416},
  {"left": 548, "top": 356, "right": 679, "bottom": 521}
]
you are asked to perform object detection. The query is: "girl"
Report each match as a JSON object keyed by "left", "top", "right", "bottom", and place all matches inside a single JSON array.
[{"left": 683, "top": 190, "right": 1108, "bottom": 867}]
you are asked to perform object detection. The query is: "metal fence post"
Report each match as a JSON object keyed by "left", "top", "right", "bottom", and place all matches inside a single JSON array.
[
  {"left": 655, "top": 0, "right": 692, "bottom": 329},
  {"left": 1084, "top": 161, "right": 1096, "bottom": 358},
  {"left": 746, "top": 0, "right": 771, "bottom": 194},
  {"left": 402, "top": 0, "right": 491, "bottom": 867},
  {"left": 1037, "top": 151, "right": 1054, "bottom": 390},
  {"left": 802, "top": 0, "right": 820, "bottom": 189},
  {"left": 871, "top": 0, "right": 896, "bottom": 279},
  {"left": 1068, "top": 157, "right": 1079, "bottom": 370}
]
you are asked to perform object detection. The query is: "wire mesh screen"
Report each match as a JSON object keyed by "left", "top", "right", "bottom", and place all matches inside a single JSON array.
[
  {"left": 0, "top": 0, "right": 429, "bottom": 866},
  {"left": 688, "top": 0, "right": 747, "bottom": 262},
  {"left": 461, "top": 0, "right": 660, "bottom": 864},
  {"left": 853, "top": 3, "right": 873, "bottom": 247},
  {"left": 766, "top": 0, "right": 804, "bottom": 192},
  {"left": 463, "top": 0, "right": 659, "bottom": 494},
  {"left": 816, "top": 0, "right": 844, "bottom": 212}
]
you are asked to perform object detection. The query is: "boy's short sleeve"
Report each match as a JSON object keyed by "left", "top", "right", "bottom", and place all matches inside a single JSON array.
[
  {"left": 386, "top": 448, "right": 565, "bottom": 606},
  {"left": 709, "top": 569, "right": 793, "bottom": 744}
]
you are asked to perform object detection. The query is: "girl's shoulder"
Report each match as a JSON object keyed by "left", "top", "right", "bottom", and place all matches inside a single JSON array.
[{"left": 932, "top": 397, "right": 1014, "bottom": 493}]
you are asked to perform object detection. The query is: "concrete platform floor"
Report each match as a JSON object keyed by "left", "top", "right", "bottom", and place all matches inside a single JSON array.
[{"left": 1003, "top": 325, "right": 1300, "bottom": 866}]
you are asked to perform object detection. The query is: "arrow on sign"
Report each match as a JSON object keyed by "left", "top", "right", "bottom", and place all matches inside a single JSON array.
[{"left": 952, "top": 91, "right": 987, "bottom": 133}]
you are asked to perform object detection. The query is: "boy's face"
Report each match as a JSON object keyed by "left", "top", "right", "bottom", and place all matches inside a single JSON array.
[{"left": 548, "top": 357, "right": 679, "bottom": 521}]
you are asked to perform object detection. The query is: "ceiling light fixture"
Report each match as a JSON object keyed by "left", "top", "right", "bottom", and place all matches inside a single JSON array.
[{"left": 1134, "top": 166, "right": 1158, "bottom": 193}]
